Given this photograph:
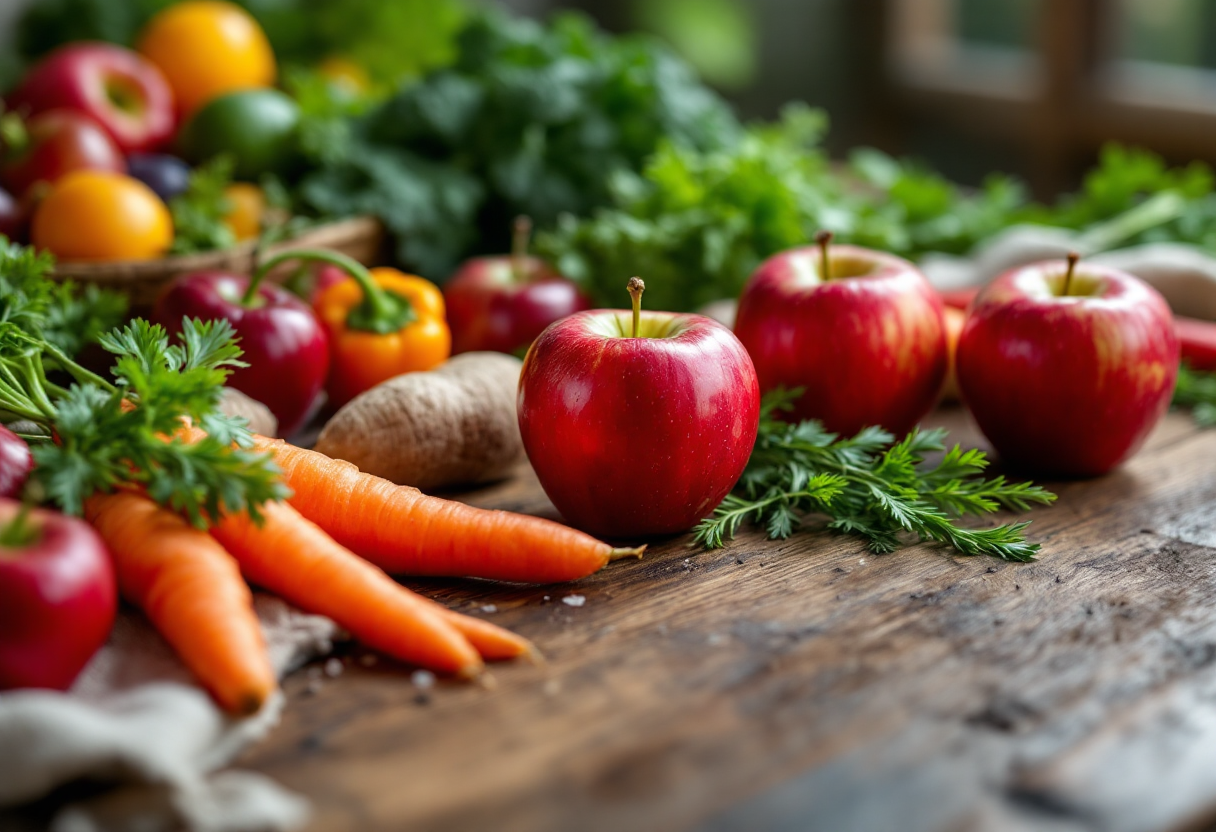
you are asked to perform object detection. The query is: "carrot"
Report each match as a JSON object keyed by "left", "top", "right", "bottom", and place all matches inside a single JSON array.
[
  {"left": 249, "top": 434, "right": 645, "bottom": 584},
  {"left": 430, "top": 604, "right": 539, "bottom": 663},
  {"left": 84, "top": 491, "right": 276, "bottom": 715},
  {"left": 209, "top": 499, "right": 486, "bottom": 678}
]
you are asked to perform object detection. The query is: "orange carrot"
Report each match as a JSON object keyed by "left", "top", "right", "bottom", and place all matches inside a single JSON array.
[
  {"left": 250, "top": 435, "right": 644, "bottom": 583},
  {"left": 209, "top": 499, "right": 486, "bottom": 678},
  {"left": 430, "top": 604, "right": 539, "bottom": 663},
  {"left": 84, "top": 491, "right": 276, "bottom": 715}
]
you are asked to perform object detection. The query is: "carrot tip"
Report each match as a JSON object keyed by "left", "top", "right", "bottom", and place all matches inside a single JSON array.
[
  {"left": 608, "top": 545, "right": 646, "bottom": 563},
  {"left": 523, "top": 644, "right": 547, "bottom": 666}
]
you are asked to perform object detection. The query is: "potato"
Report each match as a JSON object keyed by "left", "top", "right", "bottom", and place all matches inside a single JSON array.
[
  {"left": 219, "top": 387, "right": 278, "bottom": 437},
  {"left": 315, "top": 352, "right": 524, "bottom": 490}
]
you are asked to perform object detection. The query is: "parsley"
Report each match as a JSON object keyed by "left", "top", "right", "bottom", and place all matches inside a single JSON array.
[
  {"left": 0, "top": 315, "right": 288, "bottom": 527},
  {"left": 297, "top": 7, "right": 739, "bottom": 279},
  {"left": 168, "top": 156, "right": 237, "bottom": 255},
  {"left": 538, "top": 107, "right": 1022, "bottom": 311},
  {"left": 0, "top": 237, "right": 127, "bottom": 357},
  {"left": 1175, "top": 364, "right": 1216, "bottom": 427},
  {"left": 694, "top": 390, "right": 1057, "bottom": 561}
]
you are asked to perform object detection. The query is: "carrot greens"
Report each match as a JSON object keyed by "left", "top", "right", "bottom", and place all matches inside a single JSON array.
[
  {"left": 0, "top": 313, "right": 287, "bottom": 526},
  {"left": 694, "top": 390, "right": 1057, "bottom": 561}
]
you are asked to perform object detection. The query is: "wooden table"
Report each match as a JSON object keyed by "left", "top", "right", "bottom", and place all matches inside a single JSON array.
[{"left": 241, "top": 408, "right": 1216, "bottom": 832}]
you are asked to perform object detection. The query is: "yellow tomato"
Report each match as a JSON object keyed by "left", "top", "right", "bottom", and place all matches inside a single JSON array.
[
  {"left": 138, "top": 1, "right": 276, "bottom": 116},
  {"left": 32, "top": 171, "right": 173, "bottom": 262},
  {"left": 223, "top": 182, "right": 264, "bottom": 240}
]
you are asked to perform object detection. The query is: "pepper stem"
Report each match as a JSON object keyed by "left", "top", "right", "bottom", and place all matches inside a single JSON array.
[
  {"left": 511, "top": 215, "right": 532, "bottom": 282},
  {"left": 815, "top": 230, "right": 833, "bottom": 280},
  {"left": 243, "top": 248, "right": 414, "bottom": 334},
  {"left": 627, "top": 277, "right": 645, "bottom": 338},
  {"left": 1062, "top": 251, "right": 1080, "bottom": 297}
]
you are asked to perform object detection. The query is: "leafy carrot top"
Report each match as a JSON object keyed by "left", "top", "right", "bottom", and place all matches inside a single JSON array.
[{"left": 0, "top": 316, "right": 288, "bottom": 527}]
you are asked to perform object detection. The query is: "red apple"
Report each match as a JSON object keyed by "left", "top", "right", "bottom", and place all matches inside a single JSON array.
[
  {"left": 734, "top": 232, "right": 948, "bottom": 436},
  {"left": 7, "top": 42, "right": 175, "bottom": 154},
  {"left": 445, "top": 217, "right": 593, "bottom": 355},
  {"left": 0, "top": 109, "right": 125, "bottom": 197},
  {"left": 518, "top": 278, "right": 759, "bottom": 538},
  {"left": 957, "top": 254, "right": 1179, "bottom": 476}
]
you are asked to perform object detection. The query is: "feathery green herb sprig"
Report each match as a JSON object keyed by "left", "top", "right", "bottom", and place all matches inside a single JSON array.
[{"left": 693, "top": 390, "right": 1057, "bottom": 561}]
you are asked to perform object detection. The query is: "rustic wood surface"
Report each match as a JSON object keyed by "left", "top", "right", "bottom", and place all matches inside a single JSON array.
[{"left": 239, "top": 407, "right": 1216, "bottom": 832}]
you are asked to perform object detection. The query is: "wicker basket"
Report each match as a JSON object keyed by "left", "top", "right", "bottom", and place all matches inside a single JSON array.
[{"left": 50, "top": 215, "right": 385, "bottom": 310}]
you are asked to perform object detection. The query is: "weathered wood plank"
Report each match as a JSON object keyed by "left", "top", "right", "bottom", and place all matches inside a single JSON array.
[{"left": 240, "top": 409, "right": 1216, "bottom": 832}]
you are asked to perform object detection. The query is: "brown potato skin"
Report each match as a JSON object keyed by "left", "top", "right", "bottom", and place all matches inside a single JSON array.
[{"left": 315, "top": 352, "right": 524, "bottom": 491}]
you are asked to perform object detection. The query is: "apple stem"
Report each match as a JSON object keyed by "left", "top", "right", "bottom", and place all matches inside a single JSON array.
[
  {"left": 1063, "top": 251, "right": 1080, "bottom": 296},
  {"left": 815, "top": 230, "right": 834, "bottom": 279},
  {"left": 627, "top": 277, "right": 645, "bottom": 338},
  {"left": 511, "top": 215, "right": 532, "bottom": 281}
]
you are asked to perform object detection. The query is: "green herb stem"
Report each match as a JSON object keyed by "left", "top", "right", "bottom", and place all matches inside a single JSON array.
[{"left": 693, "top": 389, "right": 1057, "bottom": 561}]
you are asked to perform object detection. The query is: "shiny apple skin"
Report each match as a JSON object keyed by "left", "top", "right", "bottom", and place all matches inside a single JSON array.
[
  {"left": 518, "top": 310, "right": 759, "bottom": 538},
  {"left": 734, "top": 244, "right": 948, "bottom": 437},
  {"left": 957, "top": 261, "right": 1179, "bottom": 477},
  {"left": 8, "top": 42, "right": 176, "bottom": 154},
  {"left": 445, "top": 255, "right": 593, "bottom": 355},
  {"left": 153, "top": 272, "right": 329, "bottom": 437}
]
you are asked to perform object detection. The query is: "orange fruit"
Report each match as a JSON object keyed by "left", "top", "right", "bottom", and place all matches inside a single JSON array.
[
  {"left": 33, "top": 170, "right": 173, "bottom": 262},
  {"left": 138, "top": 1, "right": 276, "bottom": 117}
]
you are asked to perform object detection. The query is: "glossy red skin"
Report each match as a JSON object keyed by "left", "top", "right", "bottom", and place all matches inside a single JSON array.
[
  {"left": 8, "top": 42, "right": 175, "bottom": 153},
  {"left": 0, "top": 185, "right": 26, "bottom": 241},
  {"left": 0, "top": 499, "right": 117, "bottom": 690},
  {"left": 153, "top": 272, "right": 330, "bottom": 437},
  {"left": 0, "top": 425, "right": 32, "bottom": 499},
  {"left": 735, "top": 244, "right": 948, "bottom": 437},
  {"left": 445, "top": 255, "right": 593, "bottom": 355},
  {"left": 1177, "top": 317, "right": 1216, "bottom": 372},
  {"left": 0, "top": 109, "right": 125, "bottom": 197},
  {"left": 957, "top": 261, "right": 1179, "bottom": 477},
  {"left": 518, "top": 310, "right": 759, "bottom": 538}
]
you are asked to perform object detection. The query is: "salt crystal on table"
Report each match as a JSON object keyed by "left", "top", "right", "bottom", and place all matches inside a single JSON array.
[
  {"left": 324, "top": 658, "right": 343, "bottom": 678},
  {"left": 562, "top": 594, "right": 586, "bottom": 607},
  {"left": 411, "top": 670, "right": 436, "bottom": 690},
  {"left": 480, "top": 604, "right": 498, "bottom": 614}
]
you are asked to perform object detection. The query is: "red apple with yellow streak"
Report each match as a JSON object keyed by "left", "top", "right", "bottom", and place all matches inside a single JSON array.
[
  {"left": 519, "top": 278, "right": 759, "bottom": 538},
  {"left": 734, "top": 232, "right": 947, "bottom": 436},
  {"left": 957, "top": 253, "right": 1179, "bottom": 476}
]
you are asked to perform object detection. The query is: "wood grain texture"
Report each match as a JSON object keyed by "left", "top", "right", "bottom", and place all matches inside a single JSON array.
[{"left": 239, "top": 407, "right": 1216, "bottom": 832}]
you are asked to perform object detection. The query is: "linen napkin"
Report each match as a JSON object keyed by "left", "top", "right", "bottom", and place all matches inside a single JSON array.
[{"left": 0, "top": 596, "right": 339, "bottom": 832}]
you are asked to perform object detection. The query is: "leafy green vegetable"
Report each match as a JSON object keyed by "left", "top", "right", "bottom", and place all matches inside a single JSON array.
[
  {"left": 168, "top": 157, "right": 237, "bottom": 256},
  {"left": 0, "top": 238, "right": 127, "bottom": 357},
  {"left": 1174, "top": 364, "right": 1216, "bottom": 427},
  {"left": 298, "top": 7, "right": 740, "bottom": 279},
  {"left": 0, "top": 316, "right": 287, "bottom": 527},
  {"left": 694, "top": 389, "right": 1057, "bottom": 561},
  {"left": 538, "top": 106, "right": 1023, "bottom": 310}
]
